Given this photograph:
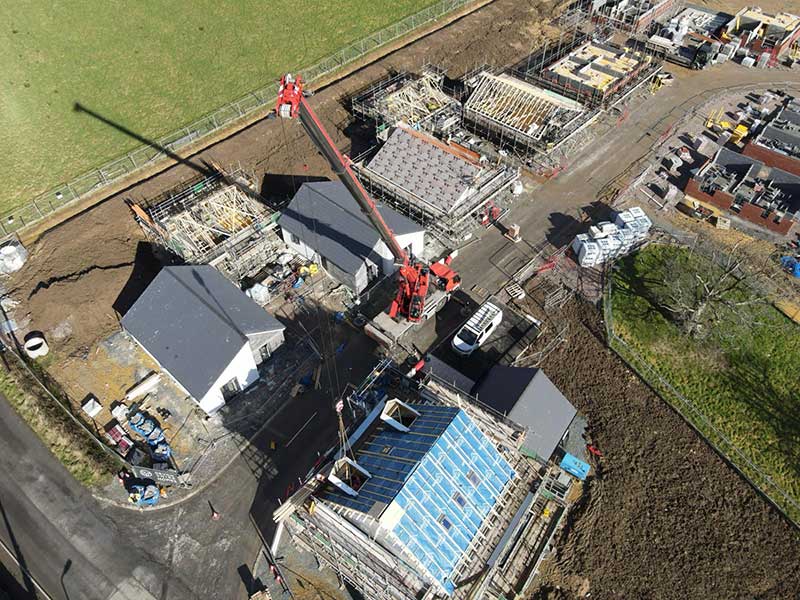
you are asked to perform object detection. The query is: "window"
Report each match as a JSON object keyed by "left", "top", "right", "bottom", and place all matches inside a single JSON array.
[
  {"left": 438, "top": 514, "right": 452, "bottom": 531},
  {"left": 452, "top": 491, "right": 467, "bottom": 508},
  {"left": 220, "top": 377, "right": 241, "bottom": 401},
  {"left": 290, "top": 233, "right": 300, "bottom": 245},
  {"left": 259, "top": 343, "right": 272, "bottom": 363},
  {"left": 381, "top": 399, "right": 420, "bottom": 431},
  {"left": 466, "top": 470, "right": 481, "bottom": 487}
]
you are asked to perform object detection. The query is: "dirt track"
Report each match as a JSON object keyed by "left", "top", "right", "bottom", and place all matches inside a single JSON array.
[{"left": 532, "top": 300, "right": 800, "bottom": 599}]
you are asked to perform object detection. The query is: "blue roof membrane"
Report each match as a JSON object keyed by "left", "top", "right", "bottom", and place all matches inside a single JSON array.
[
  {"left": 322, "top": 404, "right": 459, "bottom": 514},
  {"left": 321, "top": 404, "right": 516, "bottom": 594}
]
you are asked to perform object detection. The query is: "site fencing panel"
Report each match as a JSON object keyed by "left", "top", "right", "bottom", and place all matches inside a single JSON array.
[{"left": 1, "top": 0, "right": 476, "bottom": 237}]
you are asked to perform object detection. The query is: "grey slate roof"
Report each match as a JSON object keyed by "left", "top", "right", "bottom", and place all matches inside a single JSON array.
[
  {"left": 279, "top": 181, "right": 422, "bottom": 276},
  {"left": 121, "top": 265, "right": 284, "bottom": 399},
  {"left": 473, "top": 366, "right": 576, "bottom": 461},
  {"left": 713, "top": 146, "right": 761, "bottom": 173},
  {"left": 365, "top": 127, "right": 481, "bottom": 215},
  {"left": 421, "top": 354, "right": 476, "bottom": 395}
]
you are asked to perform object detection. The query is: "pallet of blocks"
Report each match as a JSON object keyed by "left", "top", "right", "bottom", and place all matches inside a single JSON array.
[{"left": 571, "top": 206, "right": 652, "bottom": 267}]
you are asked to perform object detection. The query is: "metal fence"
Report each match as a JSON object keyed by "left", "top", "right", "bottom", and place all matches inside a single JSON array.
[
  {"left": 0, "top": 0, "right": 477, "bottom": 237},
  {"left": 602, "top": 248, "right": 800, "bottom": 527}
]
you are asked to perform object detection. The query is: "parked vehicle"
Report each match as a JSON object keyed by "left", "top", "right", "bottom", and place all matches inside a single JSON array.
[{"left": 451, "top": 302, "right": 503, "bottom": 356}]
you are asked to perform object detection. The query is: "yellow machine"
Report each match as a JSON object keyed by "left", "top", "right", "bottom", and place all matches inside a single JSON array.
[
  {"left": 790, "top": 41, "right": 800, "bottom": 61},
  {"left": 705, "top": 107, "right": 732, "bottom": 131},
  {"left": 730, "top": 123, "right": 749, "bottom": 144},
  {"left": 706, "top": 108, "right": 749, "bottom": 143},
  {"left": 649, "top": 76, "right": 662, "bottom": 94}
]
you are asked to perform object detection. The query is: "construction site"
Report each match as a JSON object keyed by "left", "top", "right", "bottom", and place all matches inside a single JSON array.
[
  {"left": 3, "top": 0, "right": 800, "bottom": 599},
  {"left": 350, "top": 66, "right": 461, "bottom": 139},
  {"left": 591, "top": 0, "right": 679, "bottom": 33},
  {"left": 273, "top": 360, "right": 582, "bottom": 600},
  {"left": 128, "top": 168, "right": 284, "bottom": 284},
  {"left": 347, "top": 34, "right": 662, "bottom": 245},
  {"left": 462, "top": 69, "right": 597, "bottom": 158},
  {"left": 525, "top": 37, "right": 661, "bottom": 107}
]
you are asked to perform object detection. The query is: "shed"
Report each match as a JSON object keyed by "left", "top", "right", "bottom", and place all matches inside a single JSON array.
[
  {"left": 121, "top": 265, "right": 285, "bottom": 414},
  {"left": 473, "top": 366, "right": 577, "bottom": 463}
]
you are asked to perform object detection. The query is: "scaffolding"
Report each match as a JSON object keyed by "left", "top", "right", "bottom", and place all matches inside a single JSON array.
[
  {"left": 274, "top": 361, "right": 577, "bottom": 600},
  {"left": 460, "top": 68, "right": 603, "bottom": 170},
  {"left": 130, "top": 169, "right": 284, "bottom": 284},
  {"left": 464, "top": 71, "right": 586, "bottom": 147},
  {"left": 353, "top": 125, "right": 519, "bottom": 247},
  {"left": 351, "top": 66, "right": 460, "bottom": 139},
  {"left": 512, "top": 20, "right": 663, "bottom": 109},
  {"left": 591, "top": 0, "right": 680, "bottom": 33}
]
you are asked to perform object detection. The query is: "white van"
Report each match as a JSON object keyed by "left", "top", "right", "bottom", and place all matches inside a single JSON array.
[{"left": 451, "top": 302, "right": 503, "bottom": 356}]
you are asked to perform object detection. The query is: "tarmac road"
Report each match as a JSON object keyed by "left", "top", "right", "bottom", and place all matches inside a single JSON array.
[{"left": 0, "top": 394, "right": 194, "bottom": 600}]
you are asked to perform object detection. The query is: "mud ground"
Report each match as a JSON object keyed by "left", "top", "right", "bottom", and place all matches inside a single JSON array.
[{"left": 531, "top": 299, "right": 800, "bottom": 599}]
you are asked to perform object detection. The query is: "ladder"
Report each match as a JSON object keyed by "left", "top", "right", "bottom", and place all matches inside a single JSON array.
[{"left": 469, "top": 303, "right": 500, "bottom": 332}]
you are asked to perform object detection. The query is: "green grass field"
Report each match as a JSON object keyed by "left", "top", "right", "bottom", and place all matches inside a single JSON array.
[
  {"left": 610, "top": 245, "right": 800, "bottom": 521},
  {"left": 1, "top": 0, "right": 441, "bottom": 212}
]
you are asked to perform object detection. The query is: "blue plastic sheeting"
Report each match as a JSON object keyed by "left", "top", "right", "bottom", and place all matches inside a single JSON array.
[
  {"left": 322, "top": 404, "right": 515, "bottom": 594},
  {"left": 781, "top": 256, "right": 800, "bottom": 278},
  {"left": 560, "top": 452, "right": 590, "bottom": 480}
]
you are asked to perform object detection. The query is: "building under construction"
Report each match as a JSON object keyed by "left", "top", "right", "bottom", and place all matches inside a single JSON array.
[
  {"left": 685, "top": 146, "right": 800, "bottom": 236},
  {"left": 273, "top": 360, "right": 584, "bottom": 600},
  {"left": 354, "top": 124, "right": 519, "bottom": 246},
  {"left": 351, "top": 66, "right": 461, "bottom": 140},
  {"left": 462, "top": 69, "right": 599, "bottom": 157},
  {"left": 723, "top": 7, "right": 800, "bottom": 64},
  {"left": 590, "top": 0, "right": 679, "bottom": 33},
  {"left": 516, "top": 33, "right": 662, "bottom": 108},
  {"left": 128, "top": 169, "right": 283, "bottom": 284}
]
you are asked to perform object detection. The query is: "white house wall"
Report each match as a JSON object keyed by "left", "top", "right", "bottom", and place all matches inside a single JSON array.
[
  {"left": 282, "top": 229, "right": 318, "bottom": 262},
  {"left": 396, "top": 231, "right": 425, "bottom": 262},
  {"left": 372, "top": 230, "right": 426, "bottom": 272},
  {"left": 283, "top": 224, "right": 425, "bottom": 293},
  {"left": 198, "top": 343, "right": 259, "bottom": 414}
]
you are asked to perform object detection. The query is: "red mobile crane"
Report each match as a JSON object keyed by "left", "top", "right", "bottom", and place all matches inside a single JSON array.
[{"left": 276, "top": 74, "right": 459, "bottom": 322}]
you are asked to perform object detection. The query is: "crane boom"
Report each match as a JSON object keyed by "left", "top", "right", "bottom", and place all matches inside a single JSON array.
[
  {"left": 276, "top": 73, "right": 459, "bottom": 322},
  {"left": 277, "top": 74, "right": 408, "bottom": 263}
]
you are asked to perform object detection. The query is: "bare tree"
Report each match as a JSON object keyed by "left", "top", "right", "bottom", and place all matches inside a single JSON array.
[{"left": 657, "top": 241, "right": 769, "bottom": 339}]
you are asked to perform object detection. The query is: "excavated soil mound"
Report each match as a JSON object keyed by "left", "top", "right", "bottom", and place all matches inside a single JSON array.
[
  {"left": 533, "top": 300, "right": 800, "bottom": 599},
  {"left": 6, "top": 199, "right": 147, "bottom": 356}
]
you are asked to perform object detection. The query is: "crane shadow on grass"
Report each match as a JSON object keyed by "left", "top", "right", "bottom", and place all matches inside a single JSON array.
[{"left": 72, "top": 102, "right": 271, "bottom": 209}]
